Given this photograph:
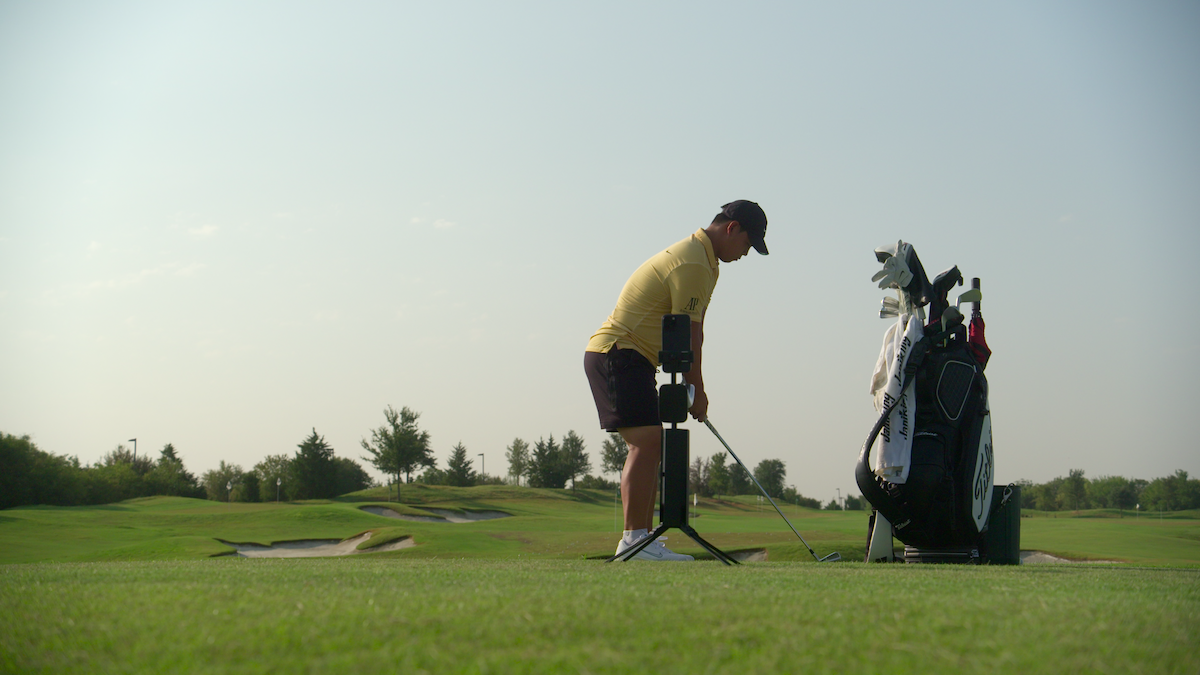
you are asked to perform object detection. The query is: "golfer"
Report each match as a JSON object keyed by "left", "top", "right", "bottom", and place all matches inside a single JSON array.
[{"left": 585, "top": 200, "right": 769, "bottom": 561}]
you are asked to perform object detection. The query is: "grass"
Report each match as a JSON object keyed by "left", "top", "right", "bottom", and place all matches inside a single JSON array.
[
  {"left": 3, "top": 492, "right": 1200, "bottom": 566},
  {"left": 2, "top": 492, "right": 1199, "bottom": 673},
  {"left": 2, "top": 559, "right": 1197, "bottom": 674},
  {"left": 0, "top": 491, "right": 872, "bottom": 564}
]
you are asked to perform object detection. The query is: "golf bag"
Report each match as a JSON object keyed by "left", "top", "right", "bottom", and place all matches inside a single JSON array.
[{"left": 856, "top": 242, "right": 994, "bottom": 562}]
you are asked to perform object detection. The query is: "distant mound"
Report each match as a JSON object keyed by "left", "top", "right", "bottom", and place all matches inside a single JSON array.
[{"left": 361, "top": 506, "right": 511, "bottom": 523}]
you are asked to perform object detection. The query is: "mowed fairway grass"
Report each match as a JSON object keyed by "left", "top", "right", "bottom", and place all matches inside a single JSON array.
[{"left": 2, "top": 489, "right": 1199, "bottom": 673}]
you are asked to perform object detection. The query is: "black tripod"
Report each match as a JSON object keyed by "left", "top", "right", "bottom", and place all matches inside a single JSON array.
[{"left": 607, "top": 314, "right": 739, "bottom": 565}]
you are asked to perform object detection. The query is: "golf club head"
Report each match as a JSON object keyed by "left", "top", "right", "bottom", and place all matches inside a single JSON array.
[
  {"left": 819, "top": 552, "right": 842, "bottom": 562},
  {"left": 879, "top": 297, "right": 900, "bottom": 318},
  {"left": 956, "top": 288, "right": 981, "bottom": 307}
]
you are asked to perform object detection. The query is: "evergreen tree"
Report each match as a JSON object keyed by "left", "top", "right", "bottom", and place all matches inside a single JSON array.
[
  {"left": 525, "top": 435, "right": 568, "bottom": 489},
  {"left": 146, "top": 443, "right": 204, "bottom": 498},
  {"left": 445, "top": 442, "right": 477, "bottom": 487},
  {"left": 561, "top": 431, "right": 591, "bottom": 490},
  {"left": 292, "top": 429, "right": 337, "bottom": 499}
]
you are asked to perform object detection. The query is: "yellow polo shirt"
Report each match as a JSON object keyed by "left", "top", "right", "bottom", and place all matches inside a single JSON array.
[{"left": 586, "top": 229, "right": 719, "bottom": 366}]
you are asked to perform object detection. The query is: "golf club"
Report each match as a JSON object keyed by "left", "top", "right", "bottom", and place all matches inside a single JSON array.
[{"left": 703, "top": 419, "right": 841, "bottom": 563}]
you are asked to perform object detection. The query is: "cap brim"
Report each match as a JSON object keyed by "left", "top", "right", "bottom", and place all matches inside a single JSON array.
[{"left": 752, "top": 239, "right": 769, "bottom": 255}]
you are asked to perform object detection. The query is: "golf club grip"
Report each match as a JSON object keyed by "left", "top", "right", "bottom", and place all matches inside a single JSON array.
[{"left": 972, "top": 277, "right": 981, "bottom": 314}]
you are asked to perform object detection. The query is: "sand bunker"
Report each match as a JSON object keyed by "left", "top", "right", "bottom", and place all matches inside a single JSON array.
[
  {"left": 361, "top": 506, "right": 511, "bottom": 523},
  {"left": 729, "top": 548, "right": 768, "bottom": 562},
  {"left": 1020, "top": 550, "right": 1121, "bottom": 564},
  {"left": 219, "top": 532, "right": 414, "bottom": 558}
]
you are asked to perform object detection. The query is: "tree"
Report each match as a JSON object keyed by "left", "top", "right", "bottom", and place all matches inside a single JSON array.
[
  {"left": 292, "top": 429, "right": 337, "bottom": 500},
  {"left": 360, "top": 406, "right": 435, "bottom": 485},
  {"left": 689, "top": 456, "right": 711, "bottom": 497},
  {"left": 202, "top": 461, "right": 244, "bottom": 502},
  {"left": 752, "top": 459, "right": 786, "bottom": 498},
  {"left": 576, "top": 474, "right": 618, "bottom": 490},
  {"left": 526, "top": 435, "right": 569, "bottom": 489},
  {"left": 253, "top": 454, "right": 294, "bottom": 501},
  {"left": 237, "top": 472, "right": 261, "bottom": 502},
  {"left": 824, "top": 498, "right": 841, "bottom": 510},
  {"left": 146, "top": 443, "right": 204, "bottom": 498},
  {"left": 0, "top": 433, "right": 86, "bottom": 508},
  {"left": 707, "top": 453, "right": 731, "bottom": 496},
  {"left": 445, "top": 442, "right": 478, "bottom": 487},
  {"left": 1088, "top": 475, "right": 1138, "bottom": 510},
  {"left": 505, "top": 438, "right": 530, "bottom": 486},
  {"left": 781, "top": 485, "right": 822, "bottom": 510},
  {"left": 844, "top": 494, "right": 865, "bottom": 511},
  {"left": 728, "top": 460, "right": 752, "bottom": 496},
  {"left": 100, "top": 444, "right": 155, "bottom": 477},
  {"left": 1059, "top": 469, "right": 1088, "bottom": 511},
  {"left": 600, "top": 433, "right": 628, "bottom": 476},
  {"left": 1028, "top": 476, "right": 1064, "bottom": 511},
  {"left": 1141, "top": 470, "right": 1200, "bottom": 512},
  {"left": 88, "top": 445, "right": 156, "bottom": 503},
  {"left": 561, "top": 431, "right": 591, "bottom": 490},
  {"left": 415, "top": 466, "right": 447, "bottom": 485},
  {"left": 334, "top": 457, "right": 374, "bottom": 495}
]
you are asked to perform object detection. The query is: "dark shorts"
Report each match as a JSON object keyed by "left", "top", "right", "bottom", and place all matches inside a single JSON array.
[{"left": 584, "top": 349, "right": 661, "bottom": 432}]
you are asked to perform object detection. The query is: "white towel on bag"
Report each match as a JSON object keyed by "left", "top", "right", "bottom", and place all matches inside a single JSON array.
[{"left": 868, "top": 313, "right": 923, "bottom": 484}]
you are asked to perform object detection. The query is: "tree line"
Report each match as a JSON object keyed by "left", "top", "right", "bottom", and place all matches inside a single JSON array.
[
  {"left": 5, "top": 405, "right": 864, "bottom": 510},
  {"left": 0, "top": 429, "right": 375, "bottom": 509},
  {"left": 1017, "top": 469, "right": 1200, "bottom": 512}
]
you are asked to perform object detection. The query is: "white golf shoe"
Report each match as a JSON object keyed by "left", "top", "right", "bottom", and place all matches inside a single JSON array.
[{"left": 614, "top": 534, "right": 694, "bottom": 561}]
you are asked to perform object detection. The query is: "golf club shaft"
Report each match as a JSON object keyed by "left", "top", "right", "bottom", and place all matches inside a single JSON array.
[{"left": 703, "top": 419, "right": 820, "bottom": 561}]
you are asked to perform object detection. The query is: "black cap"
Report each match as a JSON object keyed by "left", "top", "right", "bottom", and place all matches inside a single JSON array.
[{"left": 720, "top": 200, "right": 769, "bottom": 255}]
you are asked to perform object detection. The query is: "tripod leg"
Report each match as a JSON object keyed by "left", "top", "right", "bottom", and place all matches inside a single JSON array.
[{"left": 680, "top": 525, "right": 739, "bottom": 565}]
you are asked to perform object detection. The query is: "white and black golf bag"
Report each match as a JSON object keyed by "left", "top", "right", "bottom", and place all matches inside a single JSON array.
[{"left": 856, "top": 242, "right": 996, "bottom": 563}]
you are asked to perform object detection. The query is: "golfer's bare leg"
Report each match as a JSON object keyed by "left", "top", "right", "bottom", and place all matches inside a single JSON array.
[{"left": 619, "top": 425, "right": 662, "bottom": 532}]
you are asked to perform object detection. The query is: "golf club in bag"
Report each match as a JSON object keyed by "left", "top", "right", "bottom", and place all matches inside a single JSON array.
[
  {"left": 705, "top": 419, "right": 841, "bottom": 563},
  {"left": 857, "top": 241, "right": 995, "bottom": 563}
]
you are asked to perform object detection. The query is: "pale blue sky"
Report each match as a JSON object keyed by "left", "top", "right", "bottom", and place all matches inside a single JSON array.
[{"left": 2, "top": 1, "right": 1197, "bottom": 502}]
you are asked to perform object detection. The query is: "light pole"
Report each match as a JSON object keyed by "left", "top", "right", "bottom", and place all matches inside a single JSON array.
[
  {"left": 227, "top": 480, "right": 232, "bottom": 506},
  {"left": 276, "top": 477, "right": 281, "bottom": 503},
  {"left": 837, "top": 488, "right": 842, "bottom": 511},
  {"left": 478, "top": 454, "right": 484, "bottom": 479},
  {"left": 128, "top": 438, "right": 137, "bottom": 461}
]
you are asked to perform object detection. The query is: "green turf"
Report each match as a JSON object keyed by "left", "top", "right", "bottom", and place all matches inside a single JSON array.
[
  {"left": 2, "top": 559, "right": 1197, "bottom": 674},
  {"left": 0, "top": 491, "right": 870, "bottom": 564},
  {"left": 3, "top": 493, "right": 1199, "bottom": 673},
  {"left": 3, "top": 493, "right": 1200, "bottom": 566}
]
